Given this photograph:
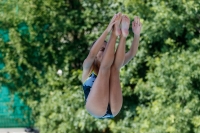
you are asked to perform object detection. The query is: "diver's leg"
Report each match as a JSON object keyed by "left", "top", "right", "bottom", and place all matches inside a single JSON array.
[
  {"left": 109, "top": 15, "right": 130, "bottom": 116},
  {"left": 109, "top": 66, "right": 123, "bottom": 116}
]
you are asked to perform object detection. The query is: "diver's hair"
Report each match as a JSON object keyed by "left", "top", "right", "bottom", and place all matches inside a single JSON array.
[{"left": 90, "top": 40, "right": 107, "bottom": 50}]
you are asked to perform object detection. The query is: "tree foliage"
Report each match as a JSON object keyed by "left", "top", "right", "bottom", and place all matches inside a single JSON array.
[{"left": 0, "top": 0, "right": 200, "bottom": 132}]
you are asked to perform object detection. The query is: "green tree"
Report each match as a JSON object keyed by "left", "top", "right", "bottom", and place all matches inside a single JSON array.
[
  {"left": 1, "top": 0, "right": 200, "bottom": 132},
  {"left": 132, "top": 51, "right": 200, "bottom": 133}
]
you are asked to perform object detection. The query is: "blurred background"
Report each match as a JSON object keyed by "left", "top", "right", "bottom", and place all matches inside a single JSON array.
[{"left": 0, "top": 0, "right": 199, "bottom": 133}]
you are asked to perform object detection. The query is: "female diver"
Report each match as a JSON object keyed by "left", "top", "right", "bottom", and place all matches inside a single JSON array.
[{"left": 82, "top": 13, "right": 142, "bottom": 119}]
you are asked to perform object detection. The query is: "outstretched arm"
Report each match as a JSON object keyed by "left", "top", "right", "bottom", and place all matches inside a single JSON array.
[
  {"left": 123, "top": 16, "right": 142, "bottom": 66},
  {"left": 83, "top": 14, "right": 117, "bottom": 70}
]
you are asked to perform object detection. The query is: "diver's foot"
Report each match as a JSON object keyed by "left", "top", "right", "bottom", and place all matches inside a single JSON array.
[{"left": 121, "top": 15, "right": 130, "bottom": 37}]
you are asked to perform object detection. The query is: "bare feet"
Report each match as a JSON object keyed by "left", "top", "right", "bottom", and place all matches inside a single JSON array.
[
  {"left": 121, "top": 15, "right": 130, "bottom": 38},
  {"left": 114, "top": 13, "right": 122, "bottom": 36}
]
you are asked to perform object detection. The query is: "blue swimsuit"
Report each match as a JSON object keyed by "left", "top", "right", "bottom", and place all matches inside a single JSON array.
[{"left": 82, "top": 72, "right": 113, "bottom": 119}]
